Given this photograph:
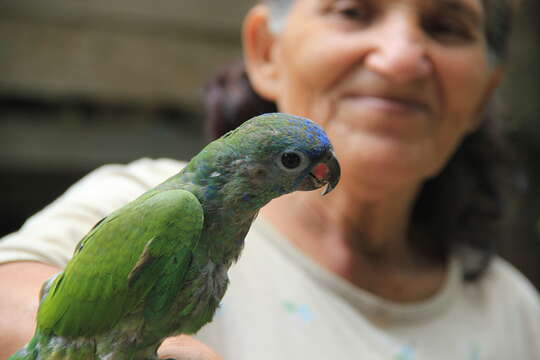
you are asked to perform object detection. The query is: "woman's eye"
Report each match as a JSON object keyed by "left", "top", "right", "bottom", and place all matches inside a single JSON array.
[
  {"left": 339, "top": 7, "right": 365, "bottom": 20},
  {"left": 423, "top": 18, "right": 475, "bottom": 42},
  {"left": 328, "top": 0, "right": 373, "bottom": 23}
]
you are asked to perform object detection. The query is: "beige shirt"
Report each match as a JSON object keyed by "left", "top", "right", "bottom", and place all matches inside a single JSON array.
[{"left": 1, "top": 158, "right": 539, "bottom": 359}]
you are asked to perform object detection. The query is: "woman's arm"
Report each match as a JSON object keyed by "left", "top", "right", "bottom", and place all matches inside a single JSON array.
[
  {"left": 0, "top": 261, "right": 60, "bottom": 359},
  {"left": 0, "top": 262, "right": 222, "bottom": 360}
]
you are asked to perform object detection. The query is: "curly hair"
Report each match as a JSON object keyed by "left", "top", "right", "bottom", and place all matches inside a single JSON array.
[{"left": 202, "top": 0, "right": 522, "bottom": 280}]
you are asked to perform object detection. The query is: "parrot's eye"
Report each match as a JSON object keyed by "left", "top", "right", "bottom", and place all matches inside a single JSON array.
[{"left": 279, "top": 151, "right": 306, "bottom": 171}]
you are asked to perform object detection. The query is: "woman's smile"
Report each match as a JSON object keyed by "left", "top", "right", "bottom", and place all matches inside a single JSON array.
[
  {"left": 341, "top": 92, "right": 432, "bottom": 115},
  {"left": 336, "top": 90, "right": 434, "bottom": 139},
  {"left": 346, "top": 95, "right": 427, "bottom": 113}
]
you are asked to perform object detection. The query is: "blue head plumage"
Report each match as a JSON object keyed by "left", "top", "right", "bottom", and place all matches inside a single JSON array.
[{"left": 180, "top": 113, "right": 340, "bottom": 210}]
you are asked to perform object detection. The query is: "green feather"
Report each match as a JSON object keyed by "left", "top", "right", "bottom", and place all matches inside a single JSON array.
[{"left": 37, "top": 189, "right": 203, "bottom": 337}]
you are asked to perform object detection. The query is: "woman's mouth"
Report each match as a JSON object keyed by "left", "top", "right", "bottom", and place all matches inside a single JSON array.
[{"left": 343, "top": 95, "right": 431, "bottom": 115}]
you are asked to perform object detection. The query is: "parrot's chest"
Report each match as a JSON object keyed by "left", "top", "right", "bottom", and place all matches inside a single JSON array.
[
  {"left": 162, "top": 204, "right": 256, "bottom": 333},
  {"left": 165, "top": 259, "right": 228, "bottom": 335},
  {"left": 193, "top": 261, "right": 229, "bottom": 304}
]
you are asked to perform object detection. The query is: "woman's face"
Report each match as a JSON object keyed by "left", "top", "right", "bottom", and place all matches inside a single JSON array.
[{"left": 256, "top": 0, "right": 502, "bottom": 194}]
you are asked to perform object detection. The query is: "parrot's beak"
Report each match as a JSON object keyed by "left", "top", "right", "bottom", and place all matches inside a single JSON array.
[{"left": 301, "top": 150, "right": 340, "bottom": 195}]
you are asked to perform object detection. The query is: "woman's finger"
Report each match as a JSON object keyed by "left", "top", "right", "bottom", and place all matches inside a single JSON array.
[{"left": 157, "top": 335, "right": 223, "bottom": 360}]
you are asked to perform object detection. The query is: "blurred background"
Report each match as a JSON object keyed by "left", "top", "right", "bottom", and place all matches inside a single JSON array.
[{"left": 0, "top": 0, "right": 539, "bottom": 288}]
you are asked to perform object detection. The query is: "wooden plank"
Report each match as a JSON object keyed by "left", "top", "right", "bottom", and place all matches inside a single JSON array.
[
  {"left": 0, "top": 19, "right": 242, "bottom": 105},
  {"left": 0, "top": 0, "right": 255, "bottom": 33},
  {"left": 0, "top": 116, "right": 206, "bottom": 171}
]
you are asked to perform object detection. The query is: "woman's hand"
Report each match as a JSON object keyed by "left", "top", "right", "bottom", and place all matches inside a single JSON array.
[{"left": 158, "top": 335, "right": 223, "bottom": 360}]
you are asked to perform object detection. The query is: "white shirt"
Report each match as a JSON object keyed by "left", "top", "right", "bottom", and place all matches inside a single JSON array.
[{"left": 1, "top": 158, "right": 539, "bottom": 359}]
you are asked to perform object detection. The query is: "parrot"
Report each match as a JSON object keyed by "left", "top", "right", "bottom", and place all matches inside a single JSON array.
[{"left": 9, "top": 112, "right": 340, "bottom": 360}]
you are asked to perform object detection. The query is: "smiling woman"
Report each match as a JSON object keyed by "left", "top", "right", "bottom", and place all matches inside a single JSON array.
[
  {"left": 206, "top": 0, "right": 519, "bottom": 279},
  {"left": 0, "top": 0, "right": 538, "bottom": 359}
]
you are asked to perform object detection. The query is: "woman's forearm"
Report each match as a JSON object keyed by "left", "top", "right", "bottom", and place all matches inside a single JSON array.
[{"left": 0, "top": 262, "right": 60, "bottom": 360}]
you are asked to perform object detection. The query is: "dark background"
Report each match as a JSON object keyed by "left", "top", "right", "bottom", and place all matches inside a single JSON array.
[{"left": 1, "top": 0, "right": 539, "bottom": 288}]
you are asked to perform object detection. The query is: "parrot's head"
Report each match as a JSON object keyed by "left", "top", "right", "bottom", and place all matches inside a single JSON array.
[{"left": 204, "top": 113, "right": 340, "bottom": 209}]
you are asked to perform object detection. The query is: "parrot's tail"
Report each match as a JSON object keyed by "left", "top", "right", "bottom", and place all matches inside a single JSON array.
[
  {"left": 7, "top": 333, "right": 40, "bottom": 360},
  {"left": 8, "top": 348, "right": 36, "bottom": 360},
  {"left": 8, "top": 330, "right": 161, "bottom": 360},
  {"left": 8, "top": 330, "right": 98, "bottom": 360}
]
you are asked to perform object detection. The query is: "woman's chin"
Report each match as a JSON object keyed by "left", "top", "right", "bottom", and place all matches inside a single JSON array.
[
  {"left": 346, "top": 165, "right": 422, "bottom": 196},
  {"left": 338, "top": 147, "right": 434, "bottom": 193}
]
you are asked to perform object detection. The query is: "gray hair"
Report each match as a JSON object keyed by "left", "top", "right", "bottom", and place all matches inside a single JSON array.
[{"left": 261, "top": 0, "right": 517, "bottom": 63}]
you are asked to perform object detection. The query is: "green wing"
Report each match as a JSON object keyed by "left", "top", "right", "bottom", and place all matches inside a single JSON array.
[{"left": 37, "top": 189, "right": 204, "bottom": 337}]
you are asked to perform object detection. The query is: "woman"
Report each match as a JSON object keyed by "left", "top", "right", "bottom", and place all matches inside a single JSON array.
[{"left": 1, "top": 0, "right": 538, "bottom": 359}]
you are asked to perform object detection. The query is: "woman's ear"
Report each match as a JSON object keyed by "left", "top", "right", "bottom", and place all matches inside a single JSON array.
[
  {"left": 468, "top": 67, "right": 505, "bottom": 133},
  {"left": 242, "top": 4, "right": 281, "bottom": 102}
]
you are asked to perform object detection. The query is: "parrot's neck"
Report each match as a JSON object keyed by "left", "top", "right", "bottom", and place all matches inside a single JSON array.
[{"left": 158, "top": 168, "right": 263, "bottom": 266}]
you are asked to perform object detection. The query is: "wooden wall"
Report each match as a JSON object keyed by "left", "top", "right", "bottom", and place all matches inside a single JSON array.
[{"left": 0, "top": 0, "right": 253, "bottom": 106}]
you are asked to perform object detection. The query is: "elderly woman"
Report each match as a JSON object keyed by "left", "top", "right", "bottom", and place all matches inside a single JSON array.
[{"left": 0, "top": 0, "right": 538, "bottom": 359}]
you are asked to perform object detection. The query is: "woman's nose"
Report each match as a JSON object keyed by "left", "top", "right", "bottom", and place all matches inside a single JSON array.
[{"left": 364, "top": 17, "right": 433, "bottom": 84}]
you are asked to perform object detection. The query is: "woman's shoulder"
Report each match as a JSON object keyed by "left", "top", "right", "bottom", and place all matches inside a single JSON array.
[
  {"left": 88, "top": 157, "right": 185, "bottom": 184},
  {"left": 0, "top": 158, "right": 187, "bottom": 267},
  {"left": 458, "top": 254, "right": 540, "bottom": 331},
  {"left": 479, "top": 256, "right": 540, "bottom": 310},
  {"left": 68, "top": 157, "right": 185, "bottom": 198},
  {"left": 126, "top": 157, "right": 185, "bottom": 173}
]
